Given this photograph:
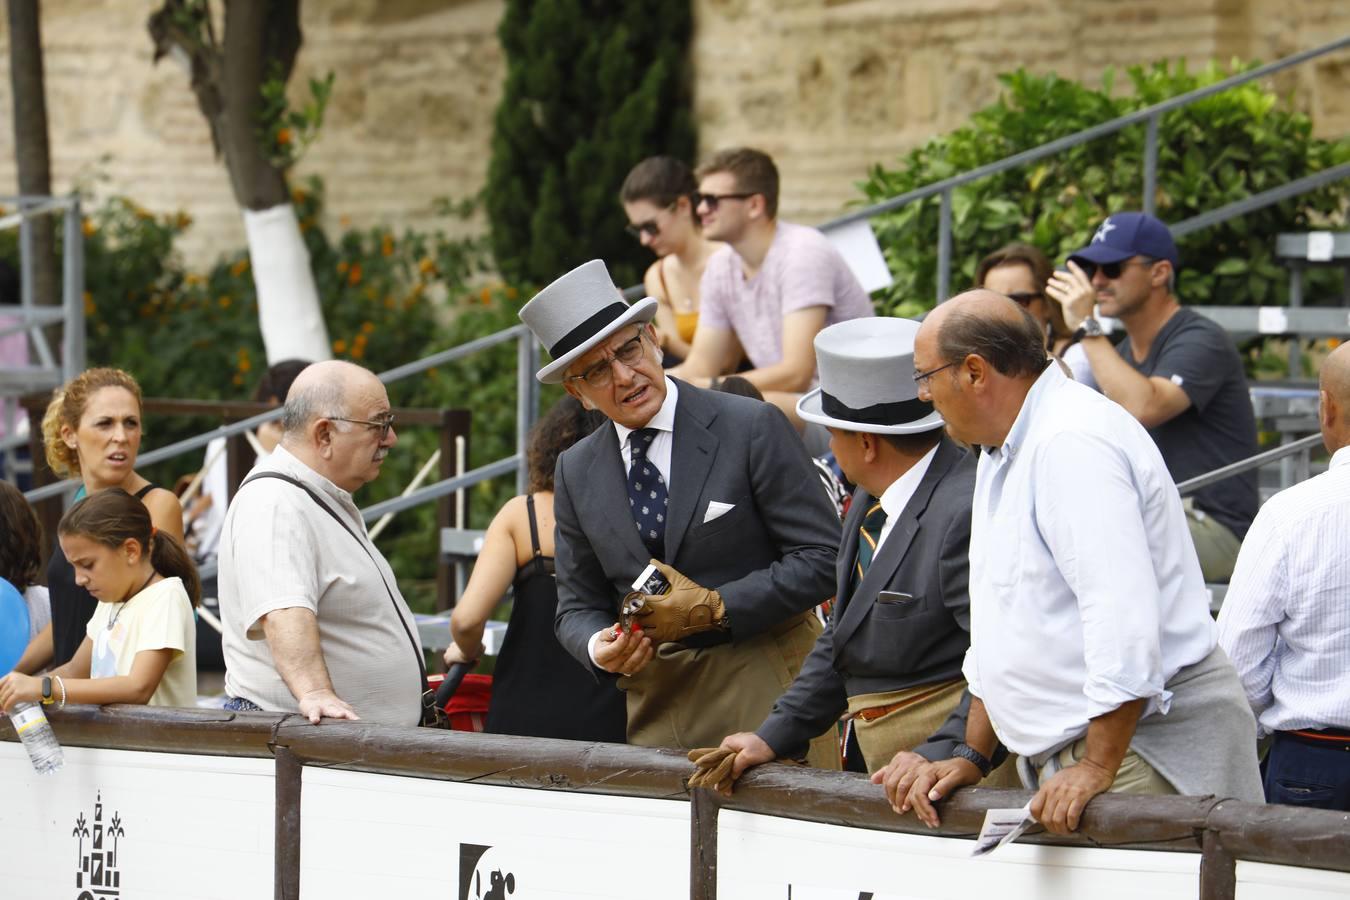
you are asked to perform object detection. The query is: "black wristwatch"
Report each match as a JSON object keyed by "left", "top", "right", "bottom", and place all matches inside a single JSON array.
[
  {"left": 1074, "top": 316, "right": 1105, "bottom": 339},
  {"left": 951, "top": 742, "right": 993, "bottom": 777},
  {"left": 41, "top": 676, "right": 53, "bottom": 706}
]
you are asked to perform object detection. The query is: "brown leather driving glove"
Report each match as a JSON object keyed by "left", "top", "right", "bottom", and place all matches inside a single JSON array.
[
  {"left": 687, "top": 746, "right": 739, "bottom": 794},
  {"left": 627, "top": 561, "right": 726, "bottom": 644}
]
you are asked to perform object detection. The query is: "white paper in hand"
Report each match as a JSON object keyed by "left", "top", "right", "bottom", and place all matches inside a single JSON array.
[{"left": 970, "top": 803, "right": 1036, "bottom": 857}]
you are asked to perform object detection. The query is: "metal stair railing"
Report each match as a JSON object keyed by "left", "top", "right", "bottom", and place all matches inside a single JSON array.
[
  {"left": 817, "top": 34, "right": 1350, "bottom": 305},
  {"left": 0, "top": 193, "right": 86, "bottom": 472},
  {"left": 23, "top": 323, "right": 542, "bottom": 517}
]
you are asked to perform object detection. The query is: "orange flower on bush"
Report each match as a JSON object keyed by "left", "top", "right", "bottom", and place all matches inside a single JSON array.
[
  {"left": 381, "top": 234, "right": 394, "bottom": 257},
  {"left": 361, "top": 321, "right": 375, "bottom": 335},
  {"left": 479, "top": 286, "right": 493, "bottom": 304},
  {"left": 83, "top": 292, "right": 96, "bottom": 316},
  {"left": 230, "top": 258, "right": 249, "bottom": 277},
  {"left": 418, "top": 257, "right": 437, "bottom": 276},
  {"left": 333, "top": 338, "right": 348, "bottom": 354},
  {"left": 218, "top": 296, "right": 232, "bottom": 310},
  {"left": 276, "top": 128, "right": 292, "bottom": 146},
  {"left": 337, "top": 261, "right": 349, "bottom": 275},
  {"left": 82, "top": 218, "right": 96, "bottom": 238},
  {"left": 348, "top": 263, "right": 362, "bottom": 286}
]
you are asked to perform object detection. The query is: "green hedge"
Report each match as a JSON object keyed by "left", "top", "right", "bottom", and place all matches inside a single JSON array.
[{"left": 859, "top": 61, "right": 1350, "bottom": 321}]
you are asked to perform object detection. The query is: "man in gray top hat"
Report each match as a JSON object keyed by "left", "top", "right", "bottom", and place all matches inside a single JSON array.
[
  {"left": 691, "top": 318, "right": 1017, "bottom": 791},
  {"left": 519, "top": 260, "right": 840, "bottom": 766}
]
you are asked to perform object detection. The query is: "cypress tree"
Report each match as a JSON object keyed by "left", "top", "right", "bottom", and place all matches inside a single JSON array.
[{"left": 485, "top": 0, "right": 696, "bottom": 289}]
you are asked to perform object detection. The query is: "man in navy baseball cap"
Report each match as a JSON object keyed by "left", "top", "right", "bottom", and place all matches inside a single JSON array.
[
  {"left": 1045, "top": 211, "right": 1258, "bottom": 583},
  {"left": 1067, "top": 211, "right": 1180, "bottom": 272}
]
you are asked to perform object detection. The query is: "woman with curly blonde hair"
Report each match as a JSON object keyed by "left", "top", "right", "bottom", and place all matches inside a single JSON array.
[{"left": 17, "top": 367, "right": 185, "bottom": 673}]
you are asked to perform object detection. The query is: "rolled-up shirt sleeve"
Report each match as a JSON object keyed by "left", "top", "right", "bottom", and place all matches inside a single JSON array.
[{"left": 1034, "top": 433, "right": 1171, "bottom": 719}]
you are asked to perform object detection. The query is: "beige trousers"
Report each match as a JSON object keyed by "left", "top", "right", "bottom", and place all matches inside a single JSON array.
[
  {"left": 1184, "top": 498, "right": 1242, "bottom": 584},
  {"left": 847, "top": 680, "right": 1020, "bottom": 787},
  {"left": 620, "top": 612, "right": 840, "bottom": 770},
  {"left": 1039, "top": 737, "right": 1177, "bottom": 795}
]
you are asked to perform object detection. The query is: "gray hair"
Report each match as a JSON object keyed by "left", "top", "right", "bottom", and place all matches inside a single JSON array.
[{"left": 281, "top": 377, "right": 348, "bottom": 436}]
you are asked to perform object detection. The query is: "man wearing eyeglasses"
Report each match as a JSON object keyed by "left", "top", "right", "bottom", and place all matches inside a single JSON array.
[
  {"left": 1046, "top": 212, "right": 1258, "bottom": 582},
  {"left": 218, "top": 360, "right": 425, "bottom": 727},
  {"left": 519, "top": 260, "right": 841, "bottom": 766},
  {"left": 669, "top": 148, "right": 873, "bottom": 433}
]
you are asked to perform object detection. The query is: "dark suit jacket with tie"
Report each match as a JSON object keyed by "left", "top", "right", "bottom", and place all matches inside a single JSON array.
[
  {"left": 553, "top": 381, "right": 839, "bottom": 664},
  {"left": 756, "top": 436, "right": 976, "bottom": 759}
]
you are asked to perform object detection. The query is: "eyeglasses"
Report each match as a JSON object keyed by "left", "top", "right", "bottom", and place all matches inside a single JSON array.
[
  {"left": 1075, "top": 258, "right": 1155, "bottom": 281},
  {"left": 625, "top": 203, "right": 676, "bottom": 240},
  {"left": 1006, "top": 292, "right": 1042, "bottom": 307},
  {"left": 912, "top": 361, "right": 957, "bottom": 388},
  {"left": 566, "top": 332, "right": 647, "bottom": 389},
  {"left": 330, "top": 413, "right": 396, "bottom": 441},
  {"left": 695, "top": 192, "right": 754, "bottom": 212}
]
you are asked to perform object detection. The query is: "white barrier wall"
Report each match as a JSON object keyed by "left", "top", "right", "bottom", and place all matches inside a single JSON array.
[
  {"left": 299, "top": 768, "right": 691, "bottom": 900},
  {"left": 1235, "top": 861, "right": 1350, "bottom": 899},
  {"left": 0, "top": 743, "right": 275, "bottom": 900},
  {"left": 716, "top": 810, "right": 1202, "bottom": 900}
]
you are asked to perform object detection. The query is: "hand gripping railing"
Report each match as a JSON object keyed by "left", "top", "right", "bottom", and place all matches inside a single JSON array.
[{"left": 818, "top": 34, "right": 1350, "bottom": 305}]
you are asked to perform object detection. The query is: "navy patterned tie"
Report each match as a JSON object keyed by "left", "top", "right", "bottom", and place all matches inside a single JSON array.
[
  {"left": 853, "top": 500, "right": 888, "bottom": 589},
  {"left": 627, "top": 428, "right": 668, "bottom": 558}
]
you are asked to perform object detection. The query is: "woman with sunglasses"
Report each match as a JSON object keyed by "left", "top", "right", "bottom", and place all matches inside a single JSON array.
[
  {"left": 976, "top": 242, "right": 1098, "bottom": 390},
  {"left": 620, "top": 157, "right": 720, "bottom": 364}
]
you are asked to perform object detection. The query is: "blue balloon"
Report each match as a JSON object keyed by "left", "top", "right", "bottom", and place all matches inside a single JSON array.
[{"left": 0, "top": 576, "right": 31, "bottom": 675}]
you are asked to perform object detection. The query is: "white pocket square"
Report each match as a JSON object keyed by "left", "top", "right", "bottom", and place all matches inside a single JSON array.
[{"left": 703, "top": 501, "right": 735, "bottom": 524}]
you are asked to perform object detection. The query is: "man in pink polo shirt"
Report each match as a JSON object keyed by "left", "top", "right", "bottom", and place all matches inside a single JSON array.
[{"left": 670, "top": 148, "right": 873, "bottom": 430}]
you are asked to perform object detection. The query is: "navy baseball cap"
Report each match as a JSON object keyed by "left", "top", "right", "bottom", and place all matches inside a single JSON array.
[{"left": 1068, "top": 212, "right": 1180, "bottom": 271}]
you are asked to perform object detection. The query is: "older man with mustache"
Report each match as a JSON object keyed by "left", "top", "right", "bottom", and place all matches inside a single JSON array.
[{"left": 218, "top": 360, "right": 426, "bottom": 726}]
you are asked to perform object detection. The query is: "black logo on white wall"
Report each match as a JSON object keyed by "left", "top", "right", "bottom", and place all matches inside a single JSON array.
[
  {"left": 459, "top": 843, "right": 517, "bottom": 899},
  {"left": 73, "top": 790, "right": 126, "bottom": 899}
]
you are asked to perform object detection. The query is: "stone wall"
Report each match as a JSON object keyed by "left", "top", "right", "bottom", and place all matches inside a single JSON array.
[{"left": 0, "top": 0, "right": 1346, "bottom": 267}]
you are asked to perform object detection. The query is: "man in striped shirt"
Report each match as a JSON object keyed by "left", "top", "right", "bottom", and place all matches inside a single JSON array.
[{"left": 1218, "top": 342, "right": 1350, "bottom": 811}]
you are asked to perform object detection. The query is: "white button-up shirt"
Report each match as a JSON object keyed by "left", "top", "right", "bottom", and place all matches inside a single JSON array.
[
  {"left": 613, "top": 377, "right": 679, "bottom": 490},
  {"left": 873, "top": 443, "right": 937, "bottom": 553},
  {"left": 963, "top": 365, "right": 1216, "bottom": 757},
  {"left": 1217, "top": 445, "right": 1350, "bottom": 735}
]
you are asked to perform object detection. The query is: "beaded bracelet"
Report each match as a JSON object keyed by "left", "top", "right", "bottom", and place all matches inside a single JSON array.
[{"left": 55, "top": 675, "right": 67, "bottom": 709}]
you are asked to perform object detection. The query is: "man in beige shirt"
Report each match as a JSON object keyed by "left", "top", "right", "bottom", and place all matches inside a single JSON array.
[{"left": 218, "top": 360, "right": 424, "bottom": 726}]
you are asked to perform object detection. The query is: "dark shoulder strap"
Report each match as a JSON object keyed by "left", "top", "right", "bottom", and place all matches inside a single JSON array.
[
  {"left": 525, "top": 493, "right": 542, "bottom": 559},
  {"left": 240, "top": 471, "right": 429, "bottom": 689},
  {"left": 134, "top": 483, "right": 157, "bottom": 500}
]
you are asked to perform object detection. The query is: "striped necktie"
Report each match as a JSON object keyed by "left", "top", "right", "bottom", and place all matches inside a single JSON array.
[{"left": 853, "top": 500, "right": 888, "bottom": 587}]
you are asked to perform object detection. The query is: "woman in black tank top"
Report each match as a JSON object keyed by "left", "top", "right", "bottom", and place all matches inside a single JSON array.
[
  {"left": 18, "top": 369, "right": 185, "bottom": 672},
  {"left": 444, "top": 397, "right": 625, "bottom": 742}
]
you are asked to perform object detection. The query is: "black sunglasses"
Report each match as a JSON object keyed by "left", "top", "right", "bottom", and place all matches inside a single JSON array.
[
  {"left": 624, "top": 201, "right": 678, "bottom": 240},
  {"left": 1074, "top": 258, "right": 1155, "bottom": 280},
  {"left": 695, "top": 192, "right": 754, "bottom": 212}
]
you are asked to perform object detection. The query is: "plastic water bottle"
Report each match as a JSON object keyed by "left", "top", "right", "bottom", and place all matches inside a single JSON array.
[{"left": 9, "top": 702, "right": 64, "bottom": 774}]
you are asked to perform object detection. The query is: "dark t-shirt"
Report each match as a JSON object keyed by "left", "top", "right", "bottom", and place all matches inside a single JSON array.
[{"left": 1117, "top": 308, "right": 1258, "bottom": 539}]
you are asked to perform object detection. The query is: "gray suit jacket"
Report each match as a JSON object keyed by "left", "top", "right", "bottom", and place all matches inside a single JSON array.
[
  {"left": 757, "top": 437, "right": 976, "bottom": 758},
  {"left": 553, "top": 382, "right": 839, "bottom": 666}
]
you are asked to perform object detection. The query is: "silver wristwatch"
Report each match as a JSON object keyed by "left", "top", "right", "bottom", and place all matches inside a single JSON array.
[{"left": 1075, "top": 316, "right": 1105, "bottom": 339}]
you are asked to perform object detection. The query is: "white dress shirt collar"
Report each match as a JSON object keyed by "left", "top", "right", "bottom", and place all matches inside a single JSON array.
[
  {"left": 613, "top": 377, "right": 679, "bottom": 447},
  {"left": 874, "top": 443, "right": 939, "bottom": 552},
  {"left": 1331, "top": 444, "right": 1350, "bottom": 470}
]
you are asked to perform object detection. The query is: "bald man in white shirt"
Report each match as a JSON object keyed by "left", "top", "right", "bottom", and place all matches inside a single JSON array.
[
  {"left": 1218, "top": 343, "right": 1350, "bottom": 810},
  {"left": 890, "top": 290, "right": 1261, "bottom": 835}
]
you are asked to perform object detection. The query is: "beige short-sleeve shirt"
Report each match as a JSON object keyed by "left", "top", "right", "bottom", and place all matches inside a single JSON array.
[{"left": 218, "top": 446, "right": 423, "bottom": 726}]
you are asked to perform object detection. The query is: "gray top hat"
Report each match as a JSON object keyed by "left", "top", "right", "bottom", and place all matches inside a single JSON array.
[
  {"left": 519, "top": 260, "right": 658, "bottom": 384},
  {"left": 796, "top": 317, "right": 944, "bottom": 434}
]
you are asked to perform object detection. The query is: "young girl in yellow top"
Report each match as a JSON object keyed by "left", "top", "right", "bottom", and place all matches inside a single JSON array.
[{"left": 0, "top": 488, "right": 200, "bottom": 711}]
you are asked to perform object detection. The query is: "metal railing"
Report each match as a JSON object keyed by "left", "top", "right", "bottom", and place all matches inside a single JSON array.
[
  {"left": 0, "top": 193, "right": 85, "bottom": 464},
  {"left": 818, "top": 35, "right": 1350, "bottom": 304},
  {"left": 22, "top": 323, "right": 541, "bottom": 513},
  {"left": 1177, "top": 431, "right": 1323, "bottom": 496}
]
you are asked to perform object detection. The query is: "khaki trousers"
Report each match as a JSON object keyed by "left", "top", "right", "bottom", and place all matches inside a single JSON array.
[
  {"left": 847, "top": 680, "right": 1020, "bottom": 787},
  {"left": 1184, "top": 498, "right": 1242, "bottom": 583},
  {"left": 1037, "top": 738, "right": 1177, "bottom": 796},
  {"left": 620, "top": 612, "right": 840, "bottom": 770}
]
